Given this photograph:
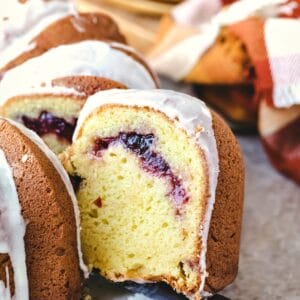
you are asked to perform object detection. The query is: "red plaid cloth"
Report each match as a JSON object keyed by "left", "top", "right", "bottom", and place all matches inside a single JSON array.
[
  {"left": 228, "top": 1, "right": 300, "bottom": 107},
  {"left": 229, "top": 18, "right": 272, "bottom": 106},
  {"left": 225, "top": 1, "right": 300, "bottom": 183}
]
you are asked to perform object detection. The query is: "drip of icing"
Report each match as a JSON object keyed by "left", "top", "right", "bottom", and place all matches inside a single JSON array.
[
  {"left": 74, "top": 89, "right": 219, "bottom": 296},
  {"left": 1, "top": 118, "right": 89, "bottom": 278},
  {"left": 0, "top": 41, "right": 157, "bottom": 104},
  {"left": 0, "top": 0, "right": 75, "bottom": 69},
  {"left": 0, "top": 149, "right": 29, "bottom": 300},
  {"left": 149, "top": 0, "right": 289, "bottom": 80}
]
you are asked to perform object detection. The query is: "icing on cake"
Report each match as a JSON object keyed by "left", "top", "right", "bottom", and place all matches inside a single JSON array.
[
  {"left": 0, "top": 149, "right": 29, "bottom": 300},
  {"left": 0, "top": 41, "right": 157, "bottom": 104},
  {"left": 0, "top": 0, "right": 75, "bottom": 69},
  {"left": 3, "top": 118, "right": 89, "bottom": 278}
]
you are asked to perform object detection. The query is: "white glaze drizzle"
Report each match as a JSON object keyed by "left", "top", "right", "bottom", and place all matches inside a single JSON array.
[
  {"left": 1, "top": 118, "right": 89, "bottom": 278},
  {"left": 74, "top": 89, "right": 219, "bottom": 297},
  {"left": 149, "top": 0, "right": 289, "bottom": 80},
  {"left": 0, "top": 0, "right": 75, "bottom": 69},
  {"left": 0, "top": 41, "right": 157, "bottom": 105},
  {"left": 0, "top": 149, "right": 29, "bottom": 300}
]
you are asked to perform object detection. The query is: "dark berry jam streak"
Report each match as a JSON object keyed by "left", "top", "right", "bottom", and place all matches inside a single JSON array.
[
  {"left": 93, "top": 132, "right": 189, "bottom": 214},
  {"left": 22, "top": 111, "right": 77, "bottom": 143}
]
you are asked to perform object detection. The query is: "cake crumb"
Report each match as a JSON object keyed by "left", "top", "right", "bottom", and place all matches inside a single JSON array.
[{"left": 21, "top": 154, "right": 29, "bottom": 163}]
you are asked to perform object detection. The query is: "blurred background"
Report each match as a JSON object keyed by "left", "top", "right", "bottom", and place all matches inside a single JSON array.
[{"left": 77, "top": 0, "right": 180, "bottom": 54}]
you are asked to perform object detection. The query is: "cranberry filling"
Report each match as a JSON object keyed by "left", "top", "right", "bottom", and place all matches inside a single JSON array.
[
  {"left": 22, "top": 111, "right": 77, "bottom": 143},
  {"left": 93, "top": 132, "right": 189, "bottom": 214},
  {"left": 94, "top": 197, "right": 103, "bottom": 208}
]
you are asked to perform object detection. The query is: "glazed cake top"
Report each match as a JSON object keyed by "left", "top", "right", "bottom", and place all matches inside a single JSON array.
[
  {"left": 0, "top": 41, "right": 157, "bottom": 104},
  {"left": 0, "top": 148, "right": 28, "bottom": 300}
]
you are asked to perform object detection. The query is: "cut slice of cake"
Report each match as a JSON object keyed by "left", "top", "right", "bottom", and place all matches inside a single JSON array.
[
  {"left": 61, "top": 89, "right": 244, "bottom": 299},
  {"left": 0, "top": 41, "right": 158, "bottom": 154},
  {"left": 0, "top": 118, "right": 88, "bottom": 299}
]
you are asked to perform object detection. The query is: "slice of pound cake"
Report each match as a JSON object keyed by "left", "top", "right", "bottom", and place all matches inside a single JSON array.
[
  {"left": 61, "top": 89, "right": 244, "bottom": 299},
  {"left": 0, "top": 118, "right": 88, "bottom": 299},
  {"left": 0, "top": 41, "right": 158, "bottom": 154}
]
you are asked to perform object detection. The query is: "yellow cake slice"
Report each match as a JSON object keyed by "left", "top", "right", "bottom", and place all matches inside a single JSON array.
[{"left": 61, "top": 89, "right": 244, "bottom": 299}]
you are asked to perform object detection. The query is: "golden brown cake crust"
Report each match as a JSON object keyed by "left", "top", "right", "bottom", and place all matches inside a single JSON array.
[
  {"left": 185, "top": 28, "right": 253, "bottom": 84},
  {"left": 204, "top": 112, "right": 244, "bottom": 293},
  {"left": 0, "top": 12, "right": 126, "bottom": 73},
  {"left": 52, "top": 76, "right": 127, "bottom": 97},
  {"left": 0, "top": 119, "right": 83, "bottom": 299}
]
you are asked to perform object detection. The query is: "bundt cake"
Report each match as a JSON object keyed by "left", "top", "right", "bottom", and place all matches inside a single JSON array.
[
  {"left": 0, "top": 40, "right": 158, "bottom": 154},
  {"left": 61, "top": 89, "right": 244, "bottom": 299},
  {"left": 0, "top": 118, "right": 88, "bottom": 299},
  {"left": 149, "top": 0, "right": 300, "bottom": 128},
  {"left": 0, "top": 0, "right": 126, "bottom": 73}
]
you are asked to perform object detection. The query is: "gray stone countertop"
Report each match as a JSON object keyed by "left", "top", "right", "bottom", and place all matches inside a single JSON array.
[{"left": 223, "top": 136, "right": 300, "bottom": 300}]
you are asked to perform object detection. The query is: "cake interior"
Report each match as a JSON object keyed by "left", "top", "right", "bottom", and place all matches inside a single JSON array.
[
  {"left": 1, "top": 96, "right": 83, "bottom": 154},
  {"left": 64, "top": 105, "right": 209, "bottom": 295}
]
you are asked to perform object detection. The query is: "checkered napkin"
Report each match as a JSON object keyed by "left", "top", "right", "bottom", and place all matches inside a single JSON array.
[
  {"left": 227, "top": 2, "right": 300, "bottom": 109},
  {"left": 264, "top": 17, "right": 300, "bottom": 108}
]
